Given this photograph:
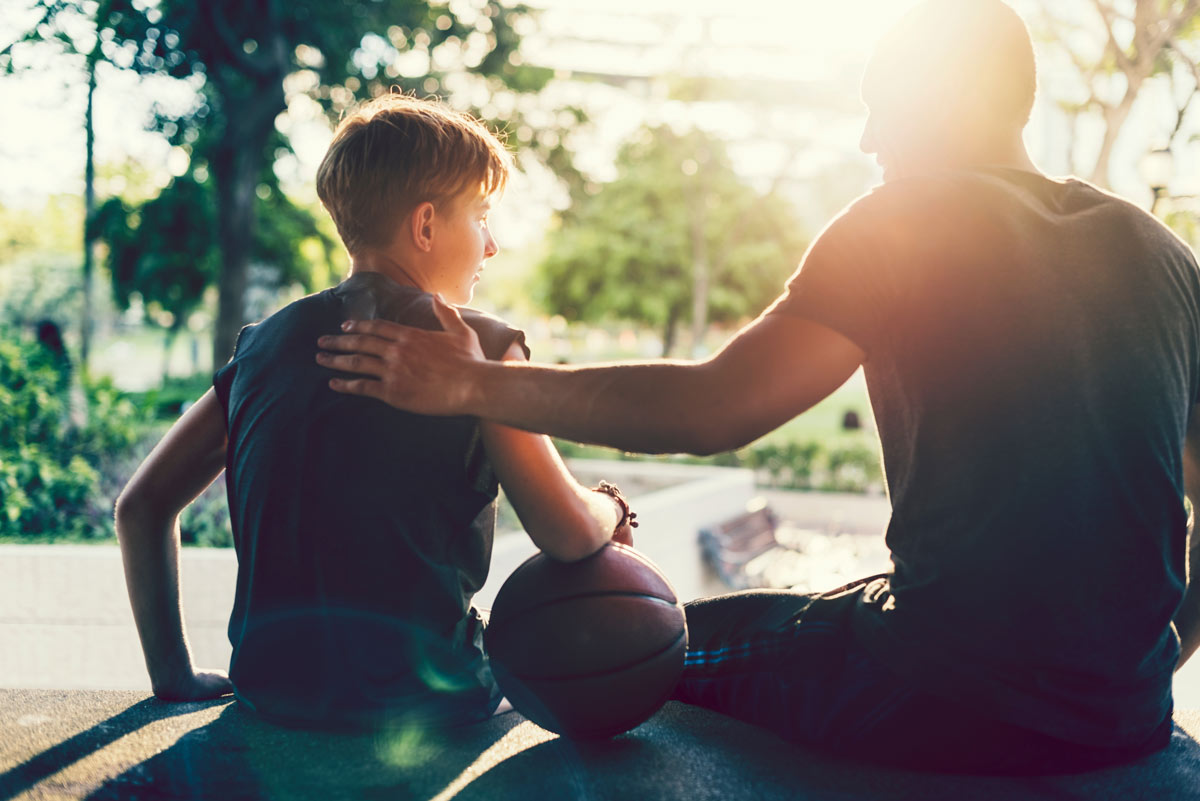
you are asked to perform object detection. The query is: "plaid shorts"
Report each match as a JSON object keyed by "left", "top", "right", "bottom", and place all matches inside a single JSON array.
[{"left": 672, "top": 575, "right": 1172, "bottom": 775}]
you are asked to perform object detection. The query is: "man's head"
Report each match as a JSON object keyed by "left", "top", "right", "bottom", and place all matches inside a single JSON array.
[
  {"left": 316, "top": 93, "right": 511, "bottom": 260},
  {"left": 860, "top": 0, "right": 1037, "bottom": 181}
]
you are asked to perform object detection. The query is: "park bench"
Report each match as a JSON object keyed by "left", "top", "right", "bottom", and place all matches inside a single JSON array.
[{"left": 698, "top": 499, "right": 785, "bottom": 589}]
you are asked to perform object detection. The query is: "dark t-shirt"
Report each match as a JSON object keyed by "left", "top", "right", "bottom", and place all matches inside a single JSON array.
[
  {"left": 768, "top": 167, "right": 1200, "bottom": 747},
  {"left": 213, "top": 272, "right": 528, "bottom": 728}
]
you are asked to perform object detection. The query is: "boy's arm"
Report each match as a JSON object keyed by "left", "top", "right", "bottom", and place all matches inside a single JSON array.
[
  {"left": 479, "top": 342, "right": 626, "bottom": 562},
  {"left": 1177, "top": 404, "right": 1200, "bottom": 671},
  {"left": 317, "top": 297, "right": 865, "bottom": 456},
  {"left": 114, "top": 389, "right": 232, "bottom": 700}
]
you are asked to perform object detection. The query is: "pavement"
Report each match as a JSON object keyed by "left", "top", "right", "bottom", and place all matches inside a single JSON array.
[{"left": 1, "top": 690, "right": 1199, "bottom": 801}]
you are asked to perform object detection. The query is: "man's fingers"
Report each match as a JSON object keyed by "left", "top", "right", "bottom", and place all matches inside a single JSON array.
[
  {"left": 329, "top": 376, "right": 386, "bottom": 400},
  {"left": 432, "top": 292, "right": 474, "bottom": 337},
  {"left": 316, "top": 351, "right": 386, "bottom": 376}
]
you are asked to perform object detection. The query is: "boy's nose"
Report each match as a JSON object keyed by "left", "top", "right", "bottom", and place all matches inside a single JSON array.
[{"left": 484, "top": 231, "right": 499, "bottom": 259}]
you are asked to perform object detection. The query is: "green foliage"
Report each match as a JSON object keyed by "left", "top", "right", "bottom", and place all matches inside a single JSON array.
[
  {"left": 133, "top": 372, "right": 219, "bottom": 419},
  {"left": 179, "top": 475, "right": 233, "bottom": 548},
  {"left": 0, "top": 326, "right": 146, "bottom": 540},
  {"left": 1166, "top": 207, "right": 1200, "bottom": 250},
  {"left": 9, "top": 0, "right": 566, "bottom": 364},
  {"left": 92, "top": 175, "right": 217, "bottom": 329},
  {"left": 90, "top": 171, "right": 331, "bottom": 332},
  {"left": 539, "top": 126, "right": 809, "bottom": 354},
  {"left": 552, "top": 435, "right": 883, "bottom": 495},
  {"left": 0, "top": 198, "right": 87, "bottom": 333}
]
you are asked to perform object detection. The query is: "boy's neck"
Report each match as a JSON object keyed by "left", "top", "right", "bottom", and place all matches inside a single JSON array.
[{"left": 349, "top": 249, "right": 426, "bottom": 293}]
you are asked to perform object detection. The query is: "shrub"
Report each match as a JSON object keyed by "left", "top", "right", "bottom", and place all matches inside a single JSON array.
[
  {"left": 823, "top": 442, "right": 882, "bottom": 494},
  {"left": 0, "top": 326, "right": 146, "bottom": 540},
  {"left": 133, "top": 372, "right": 217, "bottom": 420},
  {"left": 179, "top": 473, "right": 234, "bottom": 547},
  {"left": 552, "top": 433, "right": 882, "bottom": 494}
]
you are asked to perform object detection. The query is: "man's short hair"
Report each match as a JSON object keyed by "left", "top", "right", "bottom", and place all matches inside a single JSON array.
[
  {"left": 864, "top": 0, "right": 1037, "bottom": 127},
  {"left": 316, "top": 93, "right": 511, "bottom": 255}
]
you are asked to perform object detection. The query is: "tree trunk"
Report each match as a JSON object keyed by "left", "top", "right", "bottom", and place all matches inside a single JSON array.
[
  {"left": 162, "top": 322, "right": 182, "bottom": 382},
  {"left": 689, "top": 212, "right": 709, "bottom": 358},
  {"left": 209, "top": 70, "right": 286, "bottom": 367},
  {"left": 661, "top": 306, "right": 680, "bottom": 358},
  {"left": 210, "top": 139, "right": 260, "bottom": 366},
  {"left": 1088, "top": 92, "right": 1138, "bottom": 188},
  {"left": 687, "top": 150, "right": 710, "bottom": 358},
  {"left": 81, "top": 51, "right": 98, "bottom": 372}
]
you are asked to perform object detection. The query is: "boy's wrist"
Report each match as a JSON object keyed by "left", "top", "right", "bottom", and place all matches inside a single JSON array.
[
  {"left": 149, "top": 657, "right": 195, "bottom": 698},
  {"left": 593, "top": 481, "right": 638, "bottom": 533}
]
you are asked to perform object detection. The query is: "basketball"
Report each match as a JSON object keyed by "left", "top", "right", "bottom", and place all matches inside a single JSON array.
[{"left": 484, "top": 542, "right": 688, "bottom": 738}]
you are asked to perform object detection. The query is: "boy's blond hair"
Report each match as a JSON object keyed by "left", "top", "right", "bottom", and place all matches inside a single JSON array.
[{"left": 316, "top": 93, "right": 511, "bottom": 255}]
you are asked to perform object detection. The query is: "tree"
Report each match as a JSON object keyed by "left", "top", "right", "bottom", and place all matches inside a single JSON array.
[
  {"left": 1032, "top": 0, "right": 1200, "bottom": 188},
  {"left": 1, "top": 1, "right": 106, "bottom": 370},
  {"left": 89, "top": 167, "right": 333, "bottom": 379},
  {"left": 539, "top": 126, "right": 809, "bottom": 357},
  {"left": 9, "top": 0, "right": 556, "bottom": 367}
]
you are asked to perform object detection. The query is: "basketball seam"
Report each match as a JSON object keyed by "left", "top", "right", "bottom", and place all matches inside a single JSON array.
[
  {"left": 504, "top": 546, "right": 679, "bottom": 604},
  {"left": 496, "top": 627, "right": 688, "bottom": 683},
  {"left": 488, "top": 591, "right": 682, "bottom": 629}
]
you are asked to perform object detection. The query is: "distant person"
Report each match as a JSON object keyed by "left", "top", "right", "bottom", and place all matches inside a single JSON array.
[
  {"left": 317, "top": 0, "right": 1200, "bottom": 772},
  {"left": 34, "top": 318, "right": 86, "bottom": 427},
  {"left": 115, "top": 94, "right": 634, "bottom": 729}
]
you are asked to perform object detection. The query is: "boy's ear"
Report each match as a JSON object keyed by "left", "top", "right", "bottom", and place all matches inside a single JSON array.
[{"left": 410, "top": 201, "right": 436, "bottom": 253}]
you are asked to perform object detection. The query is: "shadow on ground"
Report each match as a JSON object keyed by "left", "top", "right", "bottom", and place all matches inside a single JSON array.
[{"left": 2, "top": 690, "right": 1199, "bottom": 800}]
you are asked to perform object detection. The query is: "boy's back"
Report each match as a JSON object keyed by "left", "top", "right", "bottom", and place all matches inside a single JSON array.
[{"left": 214, "top": 271, "right": 526, "bottom": 727}]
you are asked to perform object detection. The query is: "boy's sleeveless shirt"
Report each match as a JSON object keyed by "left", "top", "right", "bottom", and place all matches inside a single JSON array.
[{"left": 213, "top": 272, "right": 528, "bottom": 727}]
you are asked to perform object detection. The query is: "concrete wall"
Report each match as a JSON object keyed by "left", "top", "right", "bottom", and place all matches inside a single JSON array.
[{"left": 0, "top": 461, "right": 754, "bottom": 691}]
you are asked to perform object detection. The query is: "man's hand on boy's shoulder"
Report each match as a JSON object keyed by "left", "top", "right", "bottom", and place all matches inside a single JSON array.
[
  {"left": 153, "top": 668, "right": 234, "bottom": 703},
  {"left": 317, "top": 293, "right": 488, "bottom": 416}
]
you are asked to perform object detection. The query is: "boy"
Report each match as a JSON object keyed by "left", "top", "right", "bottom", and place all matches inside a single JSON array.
[{"left": 115, "top": 94, "right": 632, "bottom": 729}]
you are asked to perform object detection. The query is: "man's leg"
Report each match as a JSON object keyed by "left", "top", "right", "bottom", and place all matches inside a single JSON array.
[
  {"left": 672, "top": 577, "right": 902, "bottom": 747},
  {"left": 673, "top": 577, "right": 1173, "bottom": 773}
]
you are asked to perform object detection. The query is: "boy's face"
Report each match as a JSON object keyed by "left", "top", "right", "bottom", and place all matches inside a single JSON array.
[{"left": 428, "top": 187, "right": 499, "bottom": 305}]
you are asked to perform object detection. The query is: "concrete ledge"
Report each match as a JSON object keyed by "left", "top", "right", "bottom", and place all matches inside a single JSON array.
[{"left": 2, "top": 690, "right": 1198, "bottom": 800}]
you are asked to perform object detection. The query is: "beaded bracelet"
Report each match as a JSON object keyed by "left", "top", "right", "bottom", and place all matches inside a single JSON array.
[{"left": 594, "top": 480, "right": 639, "bottom": 531}]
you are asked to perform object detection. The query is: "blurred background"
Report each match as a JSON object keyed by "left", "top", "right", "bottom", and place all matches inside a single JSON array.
[{"left": 0, "top": 0, "right": 1198, "bottom": 553}]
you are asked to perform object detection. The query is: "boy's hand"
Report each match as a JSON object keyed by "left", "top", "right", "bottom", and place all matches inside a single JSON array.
[
  {"left": 317, "top": 294, "right": 487, "bottom": 416},
  {"left": 153, "top": 668, "right": 234, "bottom": 702}
]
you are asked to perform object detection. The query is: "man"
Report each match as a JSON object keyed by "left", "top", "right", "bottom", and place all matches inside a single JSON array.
[{"left": 316, "top": 1, "right": 1200, "bottom": 772}]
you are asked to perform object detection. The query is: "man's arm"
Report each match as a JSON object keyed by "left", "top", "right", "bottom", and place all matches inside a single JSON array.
[
  {"left": 1177, "top": 403, "right": 1200, "bottom": 671},
  {"left": 316, "top": 295, "right": 865, "bottom": 456},
  {"left": 114, "top": 389, "right": 233, "bottom": 700}
]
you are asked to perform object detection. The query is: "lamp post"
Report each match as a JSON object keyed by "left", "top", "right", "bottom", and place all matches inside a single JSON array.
[{"left": 1140, "top": 146, "right": 1174, "bottom": 216}]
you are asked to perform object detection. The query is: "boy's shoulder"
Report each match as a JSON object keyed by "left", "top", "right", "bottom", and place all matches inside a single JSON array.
[
  {"left": 230, "top": 288, "right": 338, "bottom": 357},
  {"left": 335, "top": 272, "right": 528, "bottom": 362},
  {"left": 457, "top": 307, "right": 530, "bottom": 362}
]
